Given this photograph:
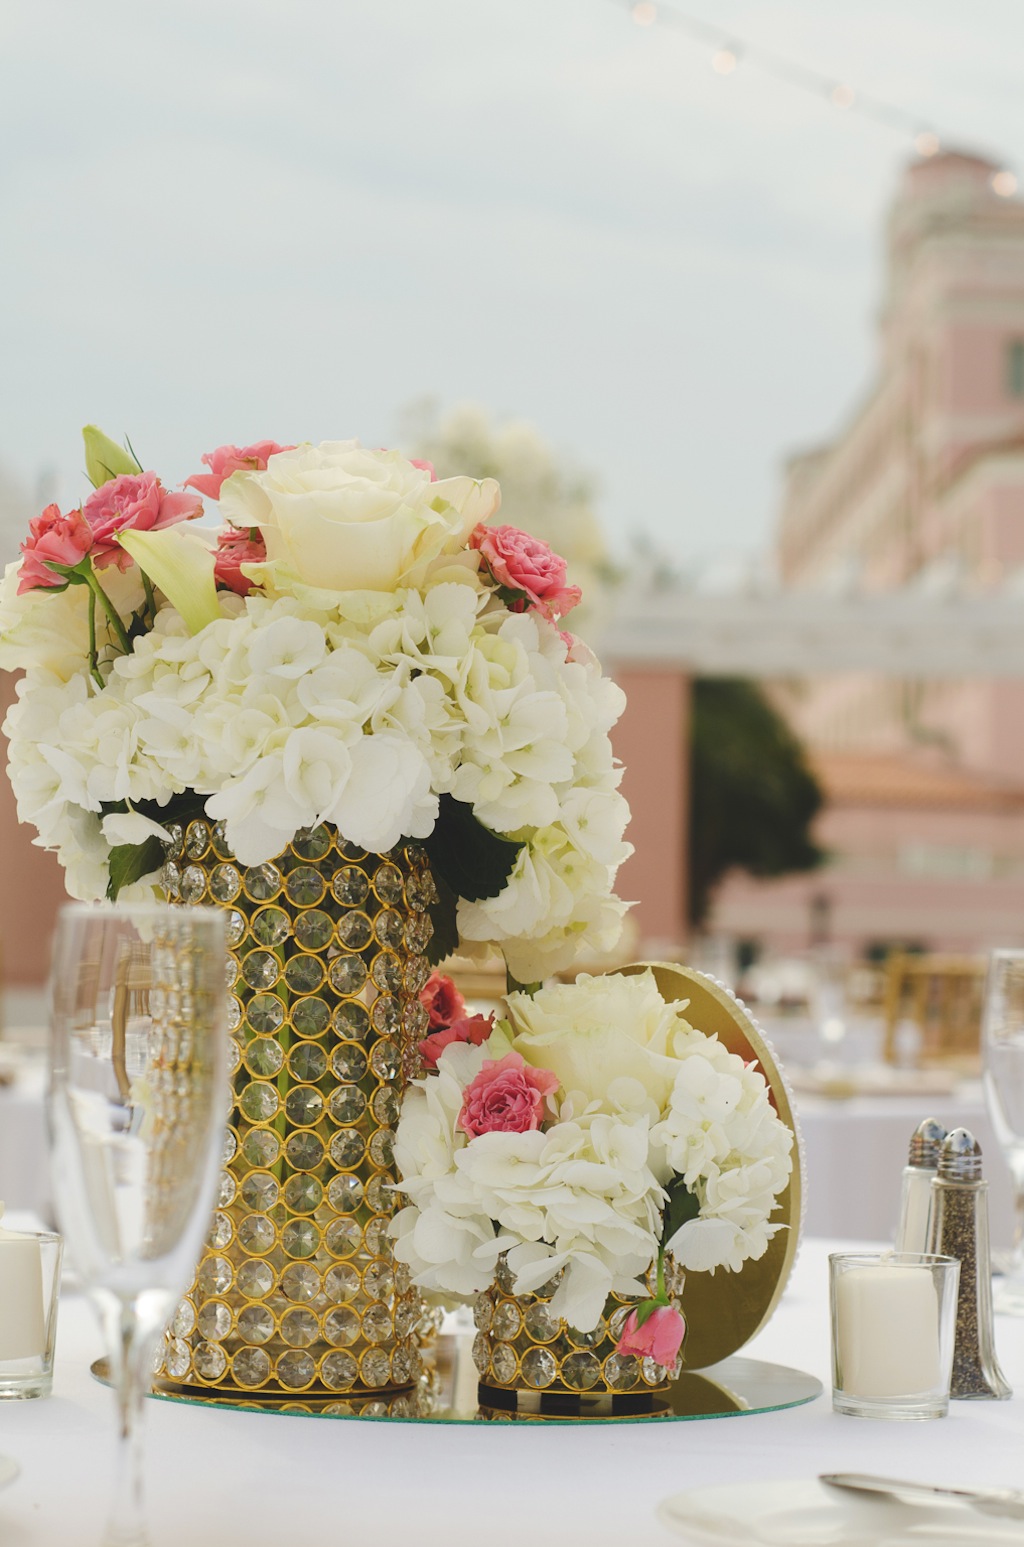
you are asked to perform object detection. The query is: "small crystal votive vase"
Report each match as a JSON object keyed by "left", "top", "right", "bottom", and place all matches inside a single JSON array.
[
  {"left": 0, "top": 1231, "right": 63, "bottom": 1399},
  {"left": 829, "top": 1251, "right": 960, "bottom": 1420}
]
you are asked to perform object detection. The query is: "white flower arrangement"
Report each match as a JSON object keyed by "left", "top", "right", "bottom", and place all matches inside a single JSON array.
[
  {"left": 0, "top": 429, "right": 631, "bottom": 981},
  {"left": 392, "top": 969, "right": 795, "bottom": 1335}
]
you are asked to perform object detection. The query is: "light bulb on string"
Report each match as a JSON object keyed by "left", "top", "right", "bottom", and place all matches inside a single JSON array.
[
  {"left": 992, "top": 170, "right": 1018, "bottom": 198},
  {"left": 914, "top": 131, "right": 940, "bottom": 158},
  {"left": 712, "top": 47, "right": 739, "bottom": 75},
  {"left": 631, "top": 2, "right": 657, "bottom": 25},
  {"left": 830, "top": 84, "right": 855, "bottom": 110}
]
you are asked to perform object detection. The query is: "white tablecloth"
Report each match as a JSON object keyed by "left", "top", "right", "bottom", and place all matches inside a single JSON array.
[{"left": 1, "top": 1237, "right": 1023, "bottom": 1546}]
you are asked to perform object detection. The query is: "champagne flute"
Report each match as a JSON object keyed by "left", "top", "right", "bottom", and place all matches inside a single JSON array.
[
  {"left": 981, "top": 949, "right": 1024, "bottom": 1314},
  {"left": 48, "top": 903, "right": 228, "bottom": 1545}
]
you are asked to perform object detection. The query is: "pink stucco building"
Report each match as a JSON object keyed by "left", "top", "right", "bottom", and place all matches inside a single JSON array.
[{"left": 712, "top": 150, "right": 1024, "bottom": 957}]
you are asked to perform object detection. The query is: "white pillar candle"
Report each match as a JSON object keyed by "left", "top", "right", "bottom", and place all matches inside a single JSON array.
[
  {"left": 836, "top": 1263, "right": 940, "bottom": 1398},
  {"left": 0, "top": 1206, "right": 45, "bottom": 1362}
]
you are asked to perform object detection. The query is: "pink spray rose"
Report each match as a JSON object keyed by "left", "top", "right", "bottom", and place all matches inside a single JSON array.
[
  {"left": 82, "top": 473, "right": 203, "bottom": 571},
  {"left": 419, "top": 1012, "right": 494, "bottom": 1071},
  {"left": 419, "top": 971, "right": 466, "bottom": 1032},
  {"left": 615, "top": 1304, "right": 686, "bottom": 1368},
  {"left": 18, "top": 504, "right": 94, "bottom": 594},
  {"left": 470, "top": 523, "right": 582, "bottom": 621},
  {"left": 185, "top": 440, "right": 295, "bottom": 500},
  {"left": 458, "top": 1052, "right": 559, "bottom": 1138},
  {"left": 213, "top": 526, "right": 267, "bottom": 596}
]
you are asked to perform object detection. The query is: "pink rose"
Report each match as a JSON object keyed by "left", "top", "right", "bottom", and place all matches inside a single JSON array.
[
  {"left": 470, "top": 523, "right": 582, "bottom": 621},
  {"left": 616, "top": 1304, "right": 686, "bottom": 1368},
  {"left": 17, "top": 504, "right": 94, "bottom": 594},
  {"left": 83, "top": 473, "right": 203, "bottom": 571},
  {"left": 214, "top": 526, "right": 267, "bottom": 596},
  {"left": 419, "top": 1012, "right": 494, "bottom": 1071},
  {"left": 419, "top": 971, "right": 466, "bottom": 1032},
  {"left": 458, "top": 1051, "right": 559, "bottom": 1138},
  {"left": 185, "top": 440, "right": 295, "bottom": 500}
]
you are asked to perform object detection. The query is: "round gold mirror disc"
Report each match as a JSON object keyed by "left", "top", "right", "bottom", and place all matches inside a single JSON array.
[{"left": 614, "top": 962, "right": 803, "bottom": 1371}]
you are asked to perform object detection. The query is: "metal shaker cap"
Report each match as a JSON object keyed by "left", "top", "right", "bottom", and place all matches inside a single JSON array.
[
  {"left": 908, "top": 1117, "right": 947, "bottom": 1168},
  {"left": 937, "top": 1127, "right": 984, "bottom": 1182}
]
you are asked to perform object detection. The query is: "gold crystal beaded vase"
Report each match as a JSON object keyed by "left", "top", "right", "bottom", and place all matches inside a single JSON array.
[
  {"left": 473, "top": 1253, "right": 685, "bottom": 1419},
  {"left": 154, "top": 818, "right": 435, "bottom": 1404}
]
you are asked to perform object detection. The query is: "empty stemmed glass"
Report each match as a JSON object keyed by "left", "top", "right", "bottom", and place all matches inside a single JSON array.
[
  {"left": 981, "top": 948, "right": 1024, "bottom": 1315},
  {"left": 48, "top": 903, "right": 228, "bottom": 1545}
]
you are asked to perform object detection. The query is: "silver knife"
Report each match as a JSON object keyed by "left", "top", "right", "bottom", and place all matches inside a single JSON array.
[{"left": 820, "top": 1473, "right": 1024, "bottom": 1521}]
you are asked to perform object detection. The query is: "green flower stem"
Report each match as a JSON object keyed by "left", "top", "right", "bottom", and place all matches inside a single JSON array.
[
  {"left": 141, "top": 571, "right": 156, "bottom": 626},
  {"left": 86, "top": 587, "right": 104, "bottom": 690},
  {"left": 85, "top": 566, "right": 131, "bottom": 655},
  {"left": 655, "top": 1250, "right": 667, "bottom": 1303}
]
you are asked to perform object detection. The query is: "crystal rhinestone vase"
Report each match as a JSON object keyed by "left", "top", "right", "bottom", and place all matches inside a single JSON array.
[
  {"left": 154, "top": 819, "right": 435, "bottom": 1402},
  {"left": 473, "top": 1253, "right": 685, "bottom": 1418}
]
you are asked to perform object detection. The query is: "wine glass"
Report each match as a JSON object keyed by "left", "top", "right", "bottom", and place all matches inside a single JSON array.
[
  {"left": 48, "top": 903, "right": 228, "bottom": 1545},
  {"left": 981, "top": 948, "right": 1024, "bottom": 1314}
]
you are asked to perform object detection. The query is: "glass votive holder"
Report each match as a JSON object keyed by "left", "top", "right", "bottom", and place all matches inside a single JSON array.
[
  {"left": 0, "top": 1229, "right": 63, "bottom": 1399},
  {"left": 829, "top": 1251, "right": 960, "bottom": 1420}
]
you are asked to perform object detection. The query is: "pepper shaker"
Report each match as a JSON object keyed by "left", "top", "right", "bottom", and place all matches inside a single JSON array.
[
  {"left": 895, "top": 1118, "right": 946, "bottom": 1255},
  {"left": 927, "top": 1128, "right": 1011, "bottom": 1400}
]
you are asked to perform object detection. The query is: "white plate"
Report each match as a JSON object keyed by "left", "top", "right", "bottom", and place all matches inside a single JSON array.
[
  {"left": 658, "top": 1478, "right": 1024, "bottom": 1545},
  {"left": 0, "top": 1455, "right": 19, "bottom": 1491}
]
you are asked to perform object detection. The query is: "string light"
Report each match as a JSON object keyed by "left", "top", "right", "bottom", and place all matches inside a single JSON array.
[
  {"left": 613, "top": 0, "right": 946, "bottom": 159},
  {"left": 992, "top": 170, "right": 1019, "bottom": 198}
]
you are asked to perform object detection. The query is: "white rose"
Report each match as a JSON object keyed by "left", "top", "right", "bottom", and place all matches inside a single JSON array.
[
  {"left": 507, "top": 970, "right": 688, "bottom": 1113},
  {"left": 219, "top": 441, "right": 500, "bottom": 593}
]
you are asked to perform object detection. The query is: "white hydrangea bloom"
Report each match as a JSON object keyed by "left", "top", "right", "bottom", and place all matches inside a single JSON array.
[{"left": 1, "top": 466, "right": 631, "bottom": 978}]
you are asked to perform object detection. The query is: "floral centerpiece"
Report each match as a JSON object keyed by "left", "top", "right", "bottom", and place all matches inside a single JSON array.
[
  {"left": 0, "top": 426, "right": 636, "bottom": 1405},
  {"left": 392, "top": 968, "right": 795, "bottom": 1395},
  {"left": 0, "top": 427, "right": 631, "bottom": 983}
]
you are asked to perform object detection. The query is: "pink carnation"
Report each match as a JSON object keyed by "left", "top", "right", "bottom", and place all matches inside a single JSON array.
[
  {"left": 214, "top": 527, "right": 267, "bottom": 596},
  {"left": 419, "top": 971, "right": 466, "bottom": 1032},
  {"left": 18, "top": 504, "right": 94, "bottom": 594},
  {"left": 458, "top": 1051, "right": 559, "bottom": 1138},
  {"left": 470, "top": 523, "right": 582, "bottom": 621},
  {"left": 185, "top": 440, "right": 295, "bottom": 500},
  {"left": 616, "top": 1304, "right": 686, "bottom": 1368},
  {"left": 82, "top": 473, "right": 203, "bottom": 571},
  {"left": 419, "top": 1012, "right": 494, "bottom": 1071}
]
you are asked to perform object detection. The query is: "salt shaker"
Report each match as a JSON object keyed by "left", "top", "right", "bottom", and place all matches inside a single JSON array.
[
  {"left": 895, "top": 1117, "right": 946, "bottom": 1255},
  {"left": 927, "top": 1128, "right": 1011, "bottom": 1400}
]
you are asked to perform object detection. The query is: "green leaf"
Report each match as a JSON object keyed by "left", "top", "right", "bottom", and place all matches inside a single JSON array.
[
  {"left": 662, "top": 1174, "right": 701, "bottom": 1250},
  {"left": 506, "top": 969, "right": 541, "bottom": 997},
  {"left": 422, "top": 794, "right": 523, "bottom": 904},
  {"left": 630, "top": 1297, "right": 663, "bottom": 1331},
  {"left": 117, "top": 527, "right": 221, "bottom": 636},
  {"left": 41, "top": 558, "right": 90, "bottom": 590},
  {"left": 106, "top": 836, "right": 164, "bottom": 901},
  {"left": 83, "top": 425, "right": 142, "bottom": 488}
]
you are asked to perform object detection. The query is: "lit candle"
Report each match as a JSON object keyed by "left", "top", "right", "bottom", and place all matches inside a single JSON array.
[
  {"left": 0, "top": 1204, "right": 45, "bottom": 1361},
  {"left": 836, "top": 1261, "right": 940, "bottom": 1397}
]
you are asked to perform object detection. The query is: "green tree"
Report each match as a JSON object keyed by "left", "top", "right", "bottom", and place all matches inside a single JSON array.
[{"left": 689, "top": 678, "right": 824, "bottom": 926}]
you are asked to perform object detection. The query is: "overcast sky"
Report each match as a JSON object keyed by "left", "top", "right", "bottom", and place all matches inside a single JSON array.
[{"left": 2, "top": 0, "right": 1023, "bottom": 561}]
